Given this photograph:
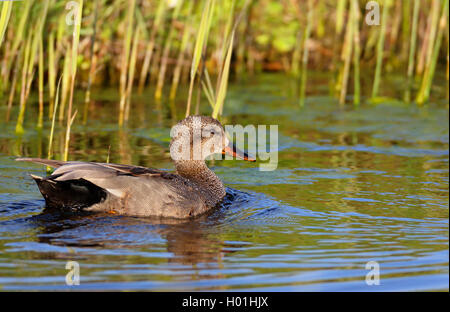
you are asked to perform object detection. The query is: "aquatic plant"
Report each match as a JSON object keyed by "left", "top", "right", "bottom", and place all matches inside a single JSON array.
[
  {"left": 371, "top": 0, "right": 391, "bottom": 99},
  {"left": 0, "top": 0, "right": 447, "bottom": 144},
  {"left": 118, "top": 0, "right": 136, "bottom": 126},
  {"left": 416, "top": 0, "right": 448, "bottom": 105},
  {"left": 404, "top": 0, "right": 420, "bottom": 103},
  {"left": 47, "top": 76, "right": 63, "bottom": 173},
  {"left": 63, "top": 0, "right": 83, "bottom": 161},
  {"left": 185, "top": 0, "right": 215, "bottom": 117},
  {"left": 299, "top": 0, "right": 313, "bottom": 107},
  {"left": 352, "top": 0, "right": 360, "bottom": 106},
  {"left": 0, "top": 0, "right": 12, "bottom": 50}
]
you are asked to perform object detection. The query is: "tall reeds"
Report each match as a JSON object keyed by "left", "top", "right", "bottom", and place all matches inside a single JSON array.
[
  {"left": 339, "top": 1, "right": 354, "bottom": 106},
  {"left": 63, "top": 0, "right": 83, "bottom": 161},
  {"left": 299, "top": 0, "right": 313, "bottom": 107},
  {"left": 404, "top": 0, "right": 420, "bottom": 103},
  {"left": 416, "top": 0, "right": 440, "bottom": 77},
  {"left": 118, "top": 0, "right": 136, "bottom": 126},
  {"left": 48, "top": 31, "right": 56, "bottom": 119},
  {"left": 0, "top": 0, "right": 13, "bottom": 96},
  {"left": 169, "top": 2, "right": 195, "bottom": 102},
  {"left": 169, "top": 21, "right": 193, "bottom": 101},
  {"left": 204, "top": 0, "right": 249, "bottom": 119},
  {"left": 0, "top": 0, "right": 12, "bottom": 49},
  {"left": 185, "top": 0, "right": 215, "bottom": 117},
  {"left": 83, "top": 0, "right": 100, "bottom": 124},
  {"left": 137, "top": 0, "right": 166, "bottom": 93},
  {"left": 38, "top": 36, "right": 44, "bottom": 129},
  {"left": 47, "top": 76, "right": 63, "bottom": 173},
  {"left": 124, "top": 25, "right": 140, "bottom": 121},
  {"left": 352, "top": 0, "right": 361, "bottom": 106},
  {"left": 0, "top": 0, "right": 448, "bottom": 141},
  {"left": 416, "top": 0, "right": 448, "bottom": 104},
  {"left": 212, "top": 31, "right": 235, "bottom": 119},
  {"left": 15, "top": 33, "right": 32, "bottom": 135},
  {"left": 335, "top": 0, "right": 347, "bottom": 36},
  {"left": 15, "top": 0, "right": 49, "bottom": 134},
  {"left": 155, "top": 0, "right": 185, "bottom": 101},
  {"left": 371, "top": 0, "right": 391, "bottom": 98}
]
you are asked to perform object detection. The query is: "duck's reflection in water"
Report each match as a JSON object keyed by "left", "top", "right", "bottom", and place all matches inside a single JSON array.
[
  {"left": 21, "top": 190, "right": 249, "bottom": 289},
  {"left": 29, "top": 204, "right": 230, "bottom": 267}
]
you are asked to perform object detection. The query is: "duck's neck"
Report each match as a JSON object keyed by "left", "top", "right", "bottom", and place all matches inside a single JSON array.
[{"left": 174, "top": 160, "right": 226, "bottom": 205}]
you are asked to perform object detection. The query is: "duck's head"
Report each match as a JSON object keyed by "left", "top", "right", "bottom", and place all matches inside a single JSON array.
[{"left": 170, "top": 115, "right": 255, "bottom": 162}]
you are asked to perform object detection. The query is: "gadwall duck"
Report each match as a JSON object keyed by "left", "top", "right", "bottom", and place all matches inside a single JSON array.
[{"left": 16, "top": 116, "right": 254, "bottom": 218}]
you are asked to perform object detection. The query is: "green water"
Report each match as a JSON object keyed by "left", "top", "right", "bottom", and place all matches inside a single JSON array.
[{"left": 0, "top": 73, "right": 448, "bottom": 291}]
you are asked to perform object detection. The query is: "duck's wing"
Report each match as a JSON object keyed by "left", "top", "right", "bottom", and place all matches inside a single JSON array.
[
  {"left": 16, "top": 157, "right": 171, "bottom": 179},
  {"left": 27, "top": 160, "right": 177, "bottom": 197},
  {"left": 17, "top": 158, "right": 206, "bottom": 217},
  {"left": 15, "top": 157, "right": 71, "bottom": 168},
  {"left": 95, "top": 162, "right": 174, "bottom": 177}
]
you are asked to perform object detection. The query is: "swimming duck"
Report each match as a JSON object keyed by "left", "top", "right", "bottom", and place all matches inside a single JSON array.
[{"left": 16, "top": 116, "right": 254, "bottom": 218}]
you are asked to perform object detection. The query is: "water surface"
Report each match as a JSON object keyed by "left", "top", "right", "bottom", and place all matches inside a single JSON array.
[{"left": 0, "top": 73, "right": 448, "bottom": 291}]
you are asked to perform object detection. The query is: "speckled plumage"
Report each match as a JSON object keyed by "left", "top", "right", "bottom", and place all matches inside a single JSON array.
[{"left": 16, "top": 116, "right": 242, "bottom": 218}]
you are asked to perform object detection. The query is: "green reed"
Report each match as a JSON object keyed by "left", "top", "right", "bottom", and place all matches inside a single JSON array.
[
  {"left": 186, "top": 0, "right": 215, "bottom": 117},
  {"left": 299, "top": 0, "right": 313, "bottom": 107},
  {"left": 339, "top": 0, "right": 353, "bottom": 106},
  {"left": 372, "top": 0, "right": 391, "bottom": 98},
  {"left": 48, "top": 31, "right": 56, "bottom": 119},
  {"left": 15, "top": 32, "right": 32, "bottom": 135},
  {"left": 63, "top": 0, "right": 83, "bottom": 161},
  {"left": 352, "top": 0, "right": 360, "bottom": 106},
  {"left": 416, "top": 0, "right": 440, "bottom": 77},
  {"left": 118, "top": 0, "right": 136, "bottom": 126},
  {"left": 169, "top": 19, "right": 193, "bottom": 102},
  {"left": 47, "top": 76, "right": 63, "bottom": 173},
  {"left": 0, "top": 0, "right": 12, "bottom": 50},
  {"left": 212, "top": 30, "right": 235, "bottom": 119},
  {"left": 83, "top": 0, "right": 100, "bottom": 124},
  {"left": 124, "top": 25, "right": 140, "bottom": 122},
  {"left": 404, "top": 0, "right": 420, "bottom": 103},
  {"left": 155, "top": 0, "right": 184, "bottom": 101},
  {"left": 138, "top": 0, "right": 166, "bottom": 94},
  {"left": 0, "top": 0, "right": 448, "bottom": 140},
  {"left": 417, "top": 0, "right": 448, "bottom": 105},
  {"left": 38, "top": 36, "right": 44, "bottom": 129}
]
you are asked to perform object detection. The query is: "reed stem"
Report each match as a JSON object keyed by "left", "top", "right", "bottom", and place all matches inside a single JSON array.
[
  {"left": 404, "top": 0, "right": 420, "bottom": 103},
  {"left": 372, "top": 0, "right": 391, "bottom": 98},
  {"left": 185, "top": 0, "right": 215, "bottom": 117},
  {"left": 64, "top": 0, "right": 83, "bottom": 161},
  {"left": 118, "top": 0, "right": 136, "bottom": 126},
  {"left": 352, "top": 0, "right": 360, "bottom": 106},
  {"left": 0, "top": 0, "right": 12, "bottom": 49},
  {"left": 83, "top": 0, "right": 100, "bottom": 124},
  {"left": 339, "top": 2, "right": 354, "bottom": 106},
  {"left": 417, "top": 0, "right": 448, "bottom": 104},
  {"left": 299, "top": 0, "right": 313, "bottom": 107}
]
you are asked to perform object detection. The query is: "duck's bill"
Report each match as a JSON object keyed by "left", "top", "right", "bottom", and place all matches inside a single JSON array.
[{"left": 222, "top": 143, "right": 256, "bottom": 162}]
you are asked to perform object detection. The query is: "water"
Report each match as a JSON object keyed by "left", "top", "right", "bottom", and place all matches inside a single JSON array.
[{"left": 0, "top": 73, "right": 448, "bottom": 291}]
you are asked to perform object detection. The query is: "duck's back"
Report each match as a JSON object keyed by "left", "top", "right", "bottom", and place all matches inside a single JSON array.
[{"left": 18, "top": 158, "right": 210, "bottom": 218}]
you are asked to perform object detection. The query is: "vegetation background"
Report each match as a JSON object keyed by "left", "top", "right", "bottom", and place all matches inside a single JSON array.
[{"left": 0, "top": 0, "right": 448, "bottom": 160}]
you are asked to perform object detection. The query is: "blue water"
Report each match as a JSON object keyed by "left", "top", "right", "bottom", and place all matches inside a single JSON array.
[{"left": 0, "top": 74, "right": 448, "bottom": 291}]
